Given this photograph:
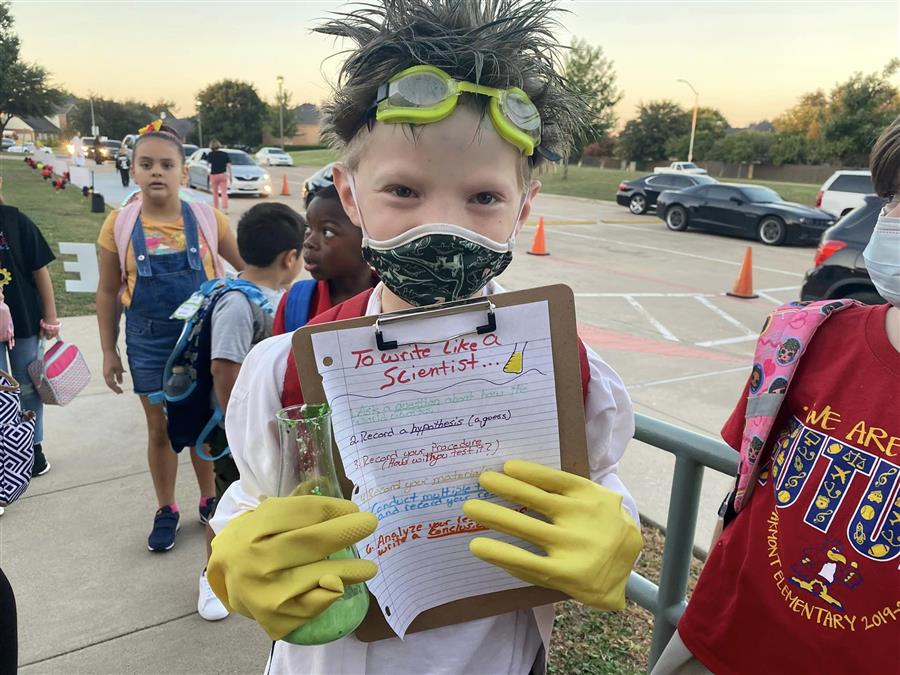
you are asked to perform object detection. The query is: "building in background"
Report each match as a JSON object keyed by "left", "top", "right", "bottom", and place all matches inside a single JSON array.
[{"left": 261, "top": 103, "right": 322, "bottom": 147}]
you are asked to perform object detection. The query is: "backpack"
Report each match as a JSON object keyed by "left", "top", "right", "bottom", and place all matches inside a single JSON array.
[
  {"left": 278, "top": 279, "right": 318, "bottom": 334},
  {"left": 112, "top": 200, "right": 224, "bottom": 292},
  {"left": 733, "top": 298, "right": 860, "bottom": 513},
  {"left": 281, "top": 288, "right": 593, "bottom": 407},
  {"left": 0, "top": 369, "right": 37, "bottom": 506},
  {"left": 161, "top": 277, "right": 275, "bottom": 461}
]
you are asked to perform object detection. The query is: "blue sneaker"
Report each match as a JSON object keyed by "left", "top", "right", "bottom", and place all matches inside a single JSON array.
[
  {"left": 199, "top": 497, "right": 218, "bottom": 525},
  {"left": 148, "top": 506, "right": 180, "bottom": 552}
]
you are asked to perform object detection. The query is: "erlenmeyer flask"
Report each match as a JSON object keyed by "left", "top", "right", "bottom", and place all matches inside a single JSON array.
[{"left": 276, "top": 403, "right": 370, "bottom": 645}]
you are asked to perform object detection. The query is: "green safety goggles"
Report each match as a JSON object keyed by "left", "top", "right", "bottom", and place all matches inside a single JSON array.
[{"left": 373, "top": 65, "right": 542, "bottom": 157}]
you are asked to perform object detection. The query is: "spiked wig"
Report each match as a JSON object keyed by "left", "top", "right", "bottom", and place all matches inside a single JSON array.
[{"left": 316, "top": 0, "right": 589, "bottom": 164}]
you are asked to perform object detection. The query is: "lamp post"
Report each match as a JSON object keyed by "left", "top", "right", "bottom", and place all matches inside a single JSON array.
[
  {"left": 276, "top": 75, "right": 285, "bottom": 150},
  {"left": 195, "top": 99, "right": 203, "bottom": 147},
  {"left": 677, "top": 79, "right": 699, "bottom": 163}
]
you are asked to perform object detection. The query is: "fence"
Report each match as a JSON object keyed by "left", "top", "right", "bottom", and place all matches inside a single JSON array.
[
  {"left": 626, "top": 413, "right": 738, "bottom": 672},
  {"left": 579, "top": 155, "right": 851, "bottom": 184}
]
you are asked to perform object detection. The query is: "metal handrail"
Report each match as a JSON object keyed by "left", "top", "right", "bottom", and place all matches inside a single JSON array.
[{"left": 627, "top": 413, "right": 738, "bottom": 672}]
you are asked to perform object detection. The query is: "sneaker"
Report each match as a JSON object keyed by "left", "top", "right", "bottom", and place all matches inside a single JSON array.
[
  {"left": 197, "top": 569, "right": 229, "bottom": 621},
  {"left": 199, "top": 497, "right": 218, "bottom": 525},
  {"left": 32, "top": 445, "right": 50, "bottom": 476},
  {"left": 147, "top": 506, "right": 180, "bottom": 552},
  {"left": 0, "top": 506, "right": 4, "bottom": 516}
]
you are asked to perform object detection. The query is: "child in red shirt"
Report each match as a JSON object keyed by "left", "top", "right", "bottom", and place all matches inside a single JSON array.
[
  {"left": 653, "top": 118, "right": 900, "bottom": 675},
  {"left": 273, "top": 163, "right": 376, "bottom": 335}
]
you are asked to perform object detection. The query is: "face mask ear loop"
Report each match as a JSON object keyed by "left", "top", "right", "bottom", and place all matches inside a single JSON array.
[{"left": 345, "top": 173, "right": 372, "bottom": 244}]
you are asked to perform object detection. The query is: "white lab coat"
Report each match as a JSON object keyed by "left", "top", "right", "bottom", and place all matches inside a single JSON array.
[{"left": 212, "top": 281, "right": 639, "bottom": 675}]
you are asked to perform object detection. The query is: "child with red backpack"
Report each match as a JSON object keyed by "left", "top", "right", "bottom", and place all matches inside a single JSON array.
[
  {"left": 95, "top": 121, "right": 244, "bottom": 553},
  {"left": 652, "top": 118, "right": 900, "bottom": 674},
  {"left": 207, "top": 2, "right": 642, "bottom": 673},
  {"left": 272, "top": 163, "right": 377, "bottom": 336}
]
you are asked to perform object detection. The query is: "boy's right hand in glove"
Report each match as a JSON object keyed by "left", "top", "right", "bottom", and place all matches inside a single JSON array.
[{"left": 207, "top": 493, "right": 378, "bottom": 640}]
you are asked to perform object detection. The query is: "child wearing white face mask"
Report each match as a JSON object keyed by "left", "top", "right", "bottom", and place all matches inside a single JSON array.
[
  {"left": 652, "top": 117, "right": 900, "bottom": 675},
  {"left": 205, "top": 2, "right": 644, "bottom": 674}
]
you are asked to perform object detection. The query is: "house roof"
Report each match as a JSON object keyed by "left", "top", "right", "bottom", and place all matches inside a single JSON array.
[
  {"left": 18, "top": 115, "right": 60, "bottom": 133},
  {"left": 295, "top": 104, "right": 321, "bottom": 124},
  {"left": 52, "top": 97, "right": 78, "bottom": 115}
]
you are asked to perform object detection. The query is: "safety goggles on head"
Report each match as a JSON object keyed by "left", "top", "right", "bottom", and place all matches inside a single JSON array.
[
  {"left": 373, "top": 65, "right": 542, "bottom": 157},
  {"left": 302, "top": 163, "right": 336, "bottom": 208}
]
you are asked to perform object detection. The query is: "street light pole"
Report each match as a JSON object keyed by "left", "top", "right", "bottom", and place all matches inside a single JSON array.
[
  {"left": 277, "top": 75, "right": 285, "bottom": 150},
  {"left": 195, "top": 99, "right": 203, "bottom": 147},
  {"left": 677, "top": 79, "right": 699, "bottom": 163}
]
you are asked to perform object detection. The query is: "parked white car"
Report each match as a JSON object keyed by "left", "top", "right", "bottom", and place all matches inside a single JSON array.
[
  {"left": 255, "top": 147, "right": 294, "bottom": 166},
  {"left": 816, "top": 170, "right": 874, "bottom": 218},
  {"left": 186, "top": 148, "right": 272, "bottom": 197},
  {"left": 654, "top": 161, "right": 708, "bottom": 175},
  {"left": 6, "top": 143, "right": 37, "bottom": 154}
]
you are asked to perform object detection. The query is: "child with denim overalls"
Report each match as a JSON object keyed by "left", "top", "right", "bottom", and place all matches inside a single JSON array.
[{"left": 95, "top": 123, "right": 244, "bottom": 553}]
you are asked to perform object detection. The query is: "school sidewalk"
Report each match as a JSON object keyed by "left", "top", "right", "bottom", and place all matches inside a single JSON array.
[{"left": 0, "top": 314, "right": 270, "bottom": 673}]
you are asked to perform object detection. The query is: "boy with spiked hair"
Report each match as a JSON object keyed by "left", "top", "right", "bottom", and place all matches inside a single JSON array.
[{"left": 208, "top": 2, "right": 643, "bottom": 672}]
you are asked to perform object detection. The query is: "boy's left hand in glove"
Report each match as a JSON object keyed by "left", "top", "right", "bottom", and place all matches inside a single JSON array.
[{"left": 463, "top": 459, "right": 643, "bottom": 611}]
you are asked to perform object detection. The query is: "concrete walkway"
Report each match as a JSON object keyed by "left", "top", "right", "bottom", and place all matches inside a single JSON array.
[{"left": 1, "top": 315, "right": 270, "bottom": 673}]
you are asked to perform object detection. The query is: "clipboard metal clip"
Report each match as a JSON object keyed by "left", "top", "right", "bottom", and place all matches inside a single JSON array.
[{"left": 374, "top": 298, "right": 497, "bottom": 351}]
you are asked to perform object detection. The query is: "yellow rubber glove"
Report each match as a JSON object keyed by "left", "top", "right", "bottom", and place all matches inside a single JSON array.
[
  {"left": 463, "top": 459, "right": 643, "bottom": 610},
  {"left": 207, "top": 492, "right": 378, "bottom": 640}
]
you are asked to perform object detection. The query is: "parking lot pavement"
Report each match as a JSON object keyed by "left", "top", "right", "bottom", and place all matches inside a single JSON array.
[{"left": 498, "top": 191, "right": 813, "bottom": 547}]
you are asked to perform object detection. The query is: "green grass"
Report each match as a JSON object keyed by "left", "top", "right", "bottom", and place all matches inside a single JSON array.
[
  {"left": 289, "top": 148, "right": 340, "bottom": 167},
  {"left": 537, "top": 164, "right": 820, "bottom": 206},
  {"left": 1, "top": 156, "right": 105, "bottom": 317},
  {"left": 548, "top": 521, "right": 703, "bottom": 674}
]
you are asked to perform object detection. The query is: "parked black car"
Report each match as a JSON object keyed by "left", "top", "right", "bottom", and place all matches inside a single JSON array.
[
  {"left": 616, "top": 173, "right": 716, "bottom": 215},
  {"left": 800, "top": 195, "right": 883, "bottom": 304},
  {"left": 656, "top": 183, "right": 835, "bottom": 246}
]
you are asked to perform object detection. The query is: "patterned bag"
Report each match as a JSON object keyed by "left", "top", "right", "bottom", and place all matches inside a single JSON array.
[
  {"left": 27, "top": 339, "right": 92, "bottom": 406},
  {"left": 0, "top": 369, "right": 36, "bottom": 506}
]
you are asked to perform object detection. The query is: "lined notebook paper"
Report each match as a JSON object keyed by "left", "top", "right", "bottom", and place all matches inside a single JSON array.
[{"left": 311, "top": 300, "right": 560, "bottom": 637}]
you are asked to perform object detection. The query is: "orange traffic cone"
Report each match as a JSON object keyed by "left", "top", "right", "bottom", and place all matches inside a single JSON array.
[
  {"left": 280, "top": 174, "right": 290, "bottom": 196},
  {"left": 527, "top": 216, "right": 549, "bottom": 256},
  {"left": 727, "top": 247, "right": 758, "bottom": 299}
]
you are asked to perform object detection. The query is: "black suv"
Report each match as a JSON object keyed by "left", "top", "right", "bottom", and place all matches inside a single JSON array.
[
  {"left": 800, "top": 195, "right": 884, "bottom": 304},
  {"left": 616, "top": 173, "right": 716, "bottom": 215}
]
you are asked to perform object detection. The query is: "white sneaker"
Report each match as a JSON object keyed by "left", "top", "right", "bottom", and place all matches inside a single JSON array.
[
  {"left": 0, "top": 506, "right": 4, "bottom": 516},
  {"left": 198, "top": 569, "right": 229, "bottom": 621}
]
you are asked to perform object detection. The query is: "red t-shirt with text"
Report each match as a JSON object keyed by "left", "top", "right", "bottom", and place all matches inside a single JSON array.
[{"left": 679, "top": 304, "right": 900, "bottom": 674}]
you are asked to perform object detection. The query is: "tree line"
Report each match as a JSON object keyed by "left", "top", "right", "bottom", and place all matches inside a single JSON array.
[{"left": 567, "top": 42, "right": 900, "bottom": 168}]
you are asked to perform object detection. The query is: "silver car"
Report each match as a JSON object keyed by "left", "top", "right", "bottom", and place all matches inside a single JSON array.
[
  {"left": 255, "top": 146, "right": 294, "bottom": 166},
  {"left": 186, "top": 148, "right": 272, "bottom": 197}
]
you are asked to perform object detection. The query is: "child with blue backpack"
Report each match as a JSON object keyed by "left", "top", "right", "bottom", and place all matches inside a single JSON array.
[
  {"left": 95, "top": 121, "right": 244, "bottom": 553},
  {"left": 181, "top": 202, "right": 306, "bottom": 621},
  {"left": 273, "top": 163, "right": 377, "bottom": 336}
]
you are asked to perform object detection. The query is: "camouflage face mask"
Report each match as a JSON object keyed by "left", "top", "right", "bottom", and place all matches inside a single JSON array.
[
  {"left": 346, "top": 174, "right": 524, "bottom": 307},
  {"left": 363, "top": 224, "right": 514, "bottom": 306}
]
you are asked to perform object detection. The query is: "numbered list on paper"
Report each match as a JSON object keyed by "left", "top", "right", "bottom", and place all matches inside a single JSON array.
[{"left": 310, "top": 301, "right": 561, "bottom": 637}]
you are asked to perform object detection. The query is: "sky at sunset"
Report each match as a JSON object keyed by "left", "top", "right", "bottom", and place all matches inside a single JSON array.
[{"left": 9, "top": 0, "right": 900, "bottom": 129}]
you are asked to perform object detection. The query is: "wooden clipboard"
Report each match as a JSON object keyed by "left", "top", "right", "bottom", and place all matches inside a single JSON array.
[{"left": 292, "top": 284, "right": 589, "bottom": 642}]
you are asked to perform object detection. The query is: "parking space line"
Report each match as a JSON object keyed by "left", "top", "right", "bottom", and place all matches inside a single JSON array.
[
  {"left": 695, "top": 335, "right": 759, "bottom": 347},
  {"left": 630, "top": 366, "right": 748, "bottom": 389},
  {"left": 624, "top": 296, "right": 680, "bottom": 342},
  {"left": 549, "top": 227, "right": 805, "bottom": 278},
  {"left": 694, "top": 296, "right": 756, "bottom": 336},
  {"left": 757, "top": 291, "right": 784, "bottom": 305}
]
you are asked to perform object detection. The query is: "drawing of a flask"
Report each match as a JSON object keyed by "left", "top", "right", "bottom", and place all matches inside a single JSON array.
[{"left": 276, "top": 403, "right": 370, "bottom": 645}]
